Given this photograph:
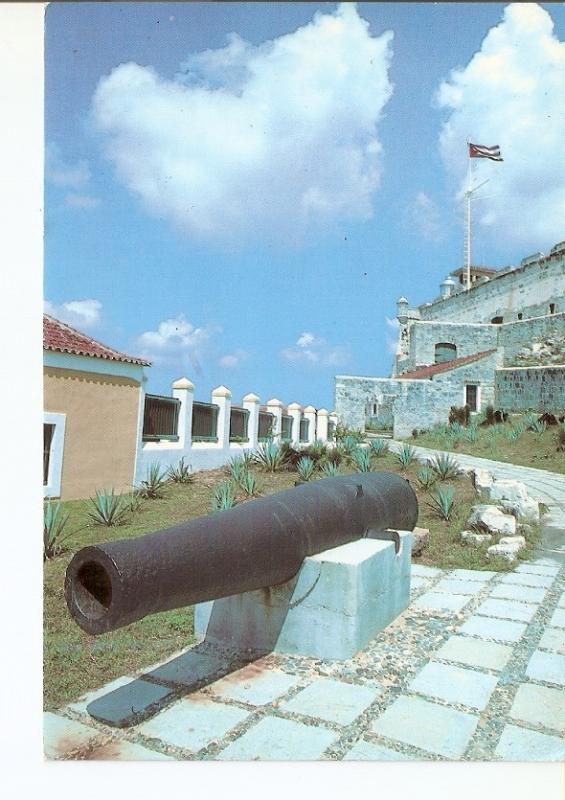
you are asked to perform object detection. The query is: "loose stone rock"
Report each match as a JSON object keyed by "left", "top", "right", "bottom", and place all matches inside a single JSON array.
[
  {"left": 411, "top": 527, "right": 430, "bottom": 556},
  {"left": 460, "top": 530, "right": 493, "bottom": 545},
  {"left": 468, "top": 505, "right": 517, "bottom": 535}
]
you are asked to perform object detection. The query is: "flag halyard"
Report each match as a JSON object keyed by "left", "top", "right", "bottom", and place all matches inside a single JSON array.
[{"left": 468, "top": 143, "right": 503, "bottom": 161}]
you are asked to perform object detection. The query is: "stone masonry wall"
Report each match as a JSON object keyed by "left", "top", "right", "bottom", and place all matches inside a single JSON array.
[
  {"left": 418, "top": 252, "right": 564, "bottom": 324},
  {"left": 497, "top": 312, "right": 565, "bottom": 365},
  {"left": 495, "top": 366, "right": 565, "bottom": 414},
  {"left": 405, "top": 321, "right": 497, "bottom": 371}
]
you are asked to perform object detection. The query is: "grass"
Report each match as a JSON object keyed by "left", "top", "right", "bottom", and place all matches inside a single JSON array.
[
  {"left": 44, "top": 453, "right": 539, "bottom": 710},
  {"left": 413, "top": 419, "right": 565, "bottom": 474}
]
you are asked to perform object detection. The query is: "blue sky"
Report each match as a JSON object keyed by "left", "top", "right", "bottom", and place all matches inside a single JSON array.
[{"left": 44, "top": 2, "right": 565, "bottom": 409}]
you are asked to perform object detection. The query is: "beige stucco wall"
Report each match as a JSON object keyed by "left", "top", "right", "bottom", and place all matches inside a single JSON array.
[{"left": 44, "top": 366, "right": 142, "bottom": 500}]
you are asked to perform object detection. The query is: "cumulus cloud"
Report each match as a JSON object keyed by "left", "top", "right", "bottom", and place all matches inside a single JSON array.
[
  {"left": 136, "top": 314, "right": 220, "bottom": 374},
  {"left": 280, "top": 331, "right": 350, "bottom": 367},
  {"left": 385, "top": 316, "right": 400, "bottom": 355},
  {"left": 46, "top": 143, "right": 91, "bottom": 188},
  {"left": 218, "top": 349, "right": 248, "bottom": 369},
  {"left": 44, "top": 298, "right": 102, "bottom": 329},
  {"left": 407, "top": 192, "right": 445, "bottom": 242},
  {"left": 436, "top": 3, "right": 565, "bottom": 249},
  {"left": 92, "top": 4, "right": 393, "bottom": 243}
]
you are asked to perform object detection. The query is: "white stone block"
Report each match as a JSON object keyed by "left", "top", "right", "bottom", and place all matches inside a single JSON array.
[
  {"left": 473, "top": 469, "right": 494, "bottom": 493},
  {"left": 461, "top": 530, "right": 493, "bottom": 545},
  {"left": 468, "top": 505, "right": 517, "bottom": 535},
  {"left": 488, "top": 480, "right": 529, "bottom": 504},
  {"left": 195, "top": 533, "right": 413, "bottom": 661},
  {"left": 500, "top": 497, "right": 540, "bottom": 524}
]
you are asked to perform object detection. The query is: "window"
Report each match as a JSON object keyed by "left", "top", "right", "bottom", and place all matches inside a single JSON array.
[
  {"left": 44, "top": 424, "right": 55, "bottom": 486},
  {"left": 550, "top": 303, "right": 555, "bottom": 315},
  {"left": 142, "top": 394, "right": 181, "bottom": 441},
  {"left": 465, "top": 385, "right": 479, "bottom": 413},
  {"left": 491, "top": 316, "right": 503, "bottom": 325},
  {"left": 43, "top": 412, "right": 66, "bottom": 498},
  {"left": 372, "top": 402, "right": 378, "bottom": 415},
  {"left": 434, "top": 342, "right": 457, "bottom": 364},
  {"left": 517, "top": 313, "right": 523, "bottom": 320}
]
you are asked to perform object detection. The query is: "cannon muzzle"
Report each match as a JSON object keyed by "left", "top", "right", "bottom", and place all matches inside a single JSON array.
[{"left": 65, "top": 471, "right": 417, "bottom": 635}]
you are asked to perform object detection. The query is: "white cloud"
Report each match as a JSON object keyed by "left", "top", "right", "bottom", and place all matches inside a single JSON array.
[
  {"left": 65, "top": 193, "right": 101, "bottom": 209},
  {"left": 385, "top": 316, "right": 400, "bottom": 355},
  {"left": 280, "top": 331, "right": 350, "bottom": 367},
  {"left": 136, "top": 314, "right": 220, "bottom": 374},
  {"left": 92, "top": 4, "right": 393, "bottom": 243},
  {"left": 436, "top": 3, "right": 565, "bottom": 250},
  {"left": 44, "top": 298, "right": 102, "bottom": 330},
  {"left": 219, "top": 349, "right": 248, "bottom": 369},
  {"left": 408, "top": 192, "right": 444, "bottom": 242},
  {"left": 46, "top": 143, "right": 91, "bottom": 188}
]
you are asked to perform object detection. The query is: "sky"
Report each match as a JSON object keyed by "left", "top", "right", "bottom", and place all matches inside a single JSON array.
[{"left": 44, "top": 2, "right": 565, "bottom": 409}]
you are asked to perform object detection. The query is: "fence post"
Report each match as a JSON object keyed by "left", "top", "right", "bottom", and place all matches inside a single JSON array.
[
  {"left": 287, "top": 402, "right": 302, "bottom": 447},
  {"left": 303, "top": 405, "right": 317, "bottom": 445},
  {"left": 266, "top": 398, "right": 283, "bottom": 442},
  {"left": 242, "top": 393, "right": 260, "bottom": 450},
  {"left": 316, "top": 408, "right": 329, "bottom": 443},
  {"left": 329, "top": 411, "right": 338, "bottom": 441},
  {"left": 212, "top": 385, "right": 232, "bottom": 450},
  {"left": 172, "top": 377, "right": 194, "bottom": 451}
]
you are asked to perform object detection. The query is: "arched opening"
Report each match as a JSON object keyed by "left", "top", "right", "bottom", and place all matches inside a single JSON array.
[
  {"left": 549, "top": 303, "right": 556, "bottom": 315},
  {"left": 491, "top": 316, "right": 503, "bottom": 325},
  {"left": 434, "top": 342, "right": 457, "bottom": 364}
]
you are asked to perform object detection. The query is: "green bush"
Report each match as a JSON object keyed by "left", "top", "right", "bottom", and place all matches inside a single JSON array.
[
  {"left": 212, "top": 481, "right": 237, "bottom": 511},
  {"left": 296, "top": 456, "right": 316, "bottom": 482},
  {"left": 227, "top": 456, "right": 249, "bottom": 484},
  {"left": 395, "top": 444, "right": 416, "bottom": 470},
  {"left": 428, "top": 453, "right": 461, "bottom": 481},
  {"left": 352, "top": 447, "right": 372, "bottom": 473},
  {"left": 253, "top": 441, "right": 286, "bottom": 473},
  {"left": 88, "top": 489, "right": 130, "bottom": 527},
  {"left": 449, "top": 405, "right": 470, "bottom": 426},
  {"left": 417, "top": 466, "right": 436, "bottom": 490},
  {"left": 426, "top": 485, "right": 455, "bottom": 521},
  {"left": 139, "top": 462, "right": 169, "bottom": 499},
  {"left": 168, "top": 457, "right": 194, "bottom": 484},
  {"left": 557, "top": 426, "right": 565, "bottom": 453},
  {"left": 44, "top": 499, "right": 71, "bottom": 560},
  {"left": 370, "top": 438, "right": 389, "bottom": 458},
  {"left": 320, "top": 461, "right": 341, "bottom": 477},
  {"left": 238, "top": 470, "right": 259, "bottom": 497}
]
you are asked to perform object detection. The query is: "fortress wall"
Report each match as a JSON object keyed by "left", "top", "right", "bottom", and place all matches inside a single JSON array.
[
  {"left": 497, "top": 312, "right": 565, "bottom": 364},
  {"left": 495, "top": 366, "right": 565, "bottom": 414}
]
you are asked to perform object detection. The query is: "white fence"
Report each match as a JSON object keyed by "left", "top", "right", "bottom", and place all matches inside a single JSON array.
[{"left": 134, "top": 377, "right": 338, "bottom": 484}]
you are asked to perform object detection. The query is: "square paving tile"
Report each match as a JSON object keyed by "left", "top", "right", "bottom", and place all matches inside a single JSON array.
[
  {"left": 86, "top": 678, "right": 176, "bottom": 728},
  {"left": 549, "top": 608, "right": 565, "bottom": 629},
  {"left": 510, "top": 683, "right": 565, "bottom": 734},
  {"left": 459, "top": 615, "right": 527, "bottom": 644},
  {"left": 489, "top": 584, "right": 546, "bottom": 604},
  {"left": 412, "top": 591, "right": 471, "bottom": 614},
  {"left": 495, "top": 724, "right": 565, "bottom": 761},
  {"left": 476, "top": 598, "right": 538, "bottom": 623},
  {"left": 558, "top": 594, "right": 565, "bottom": 609},
  {"left": 138, "top": 696, "right": 250, "bottom": 752},
  {"left": 515, "top": 563, "right": 560, "bottom": 577},
  {"left": 436, "top": 635, "right": 512, "bottom": 672},
  {"left": 84, "top": 740, "right": 174, "bottom": 761},
  {"left": 538, "top": 627, "right": 565, "bottom": 654},
  {"left": 280, "top": 678, "right": 380, "bottom": 725},
  {"left": 208, "top": 665, "right": 300, "bottom": 706},
  {"left": 434, "top": 579, "right": 484, "bottom": 596},
  {"left": 44, "top": 713, "right": 104, "bottom": 760},
  {"left": 411, "top": 576, "right": 432, "bottom": 591},
  {"left": 408, "top": 661, "right": 497, "bottom": 711},
  {"left": 370, "top": 695, "right": 478, "bottom": 759},
  {"left": 67, "top": 675, "right": 134, "bottom": 715},
  {"left": 525, "top": 650, "right": 565, "bottom": 687},
  {"left": 411, "top": 565, "right": 443, "bottom": 579},
  {"left": 218, "top": 715, "right": 338, "bottom": 760},
  {"left": 343, "top": 739, "right": 412, "bottom": 761},
  {"left": 498, "top": 572, "right": 554, "bottom": 589},
  {"left": 449, "top": 570, "right": 496, "bottom": 583}
]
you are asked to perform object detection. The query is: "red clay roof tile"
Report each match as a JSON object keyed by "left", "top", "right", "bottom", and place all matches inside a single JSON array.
[
  {"left": 43, "top": 314, "right": 151, "bottom": 366},
  {"left": 397, "top": 349, "right": 496, "bottom": 380}
]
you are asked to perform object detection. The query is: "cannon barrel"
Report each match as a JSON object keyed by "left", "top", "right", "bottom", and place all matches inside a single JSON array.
[{"left": 65, "top": 471, "right": 418, "bottom": 635}]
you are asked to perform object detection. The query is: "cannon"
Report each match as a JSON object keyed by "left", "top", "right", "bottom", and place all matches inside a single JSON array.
[{"left": 65, "top": 471, "right": 418, "bottom": 636}]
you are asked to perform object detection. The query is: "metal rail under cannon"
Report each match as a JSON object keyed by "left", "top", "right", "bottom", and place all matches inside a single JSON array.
[{"left": 65, "top": 472, "right": 418, "bottom": 638}]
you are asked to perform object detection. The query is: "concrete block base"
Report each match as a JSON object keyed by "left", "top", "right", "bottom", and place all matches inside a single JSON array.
[{"left": 194, "top": 531, "right": 413, "bottom": 661}]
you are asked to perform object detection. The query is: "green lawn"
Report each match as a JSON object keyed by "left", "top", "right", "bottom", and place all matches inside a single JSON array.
[{"left": 44, "top": 450, "right": 539, "bottom": 710}]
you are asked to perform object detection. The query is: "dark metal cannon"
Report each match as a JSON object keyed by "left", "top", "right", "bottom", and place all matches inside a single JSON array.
[{"left": 65, "top": 471, "right": 418, "bottom": 635}]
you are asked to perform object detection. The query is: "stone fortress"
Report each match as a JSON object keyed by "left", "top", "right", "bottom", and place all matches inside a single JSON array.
[{"left": 335, "top": 241, "right": 565, "bottom": 437}]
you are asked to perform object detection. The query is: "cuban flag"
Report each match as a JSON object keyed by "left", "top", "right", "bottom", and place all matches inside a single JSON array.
[{"left": 468, "top": 143, "right": 503, "bottom": 161}]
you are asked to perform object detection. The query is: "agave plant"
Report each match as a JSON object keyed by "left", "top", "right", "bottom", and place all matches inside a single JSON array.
[
  {"left": 464, "top": 427, "right": 479, "bottom": 443},
  {"left": 352, "top": 447, "right": 372, "bottom": 473},
  {"left": 211, "top": 481, "right": 237, "bottom": 512},
  {"left": 44, "top": 499, "right": 71, "bottom": 560},
  {"left": 370, "top": 438, "right": 389, "bottom": 458},
  {"left": 296, "top": 456, "right": 316, "bottom": 482},
  {"left": 505, "top": 427, "right": 523, "bottom": 442},
  {"left": 253, "top": 441, "right": 286, "bottom": 473},
  {"left": 448, "top": 422, "right": 465, "bottom": 439},
  {"left": 139, "top": 462, "right": 169, "bottom": 499},
  {"left": 395, "top": 444, "right": 416, "bottom": 470},
  {"left": 168, "top": 456, "right": 194, "bottom": 484},
  {"left": 227, "top": 456, "right": 248, "bottom": 484},
  {"left": 126, "top": 489, "right": 144, "bottom": 513},
  {"left": 523, "top": 412, "right": 538, "bottom": 430},
  {"left": 238, "top": 470, "right": 259, "bottom": 497},
  {"left": 88, "top": 488, "right": 130, "bottom": 527},
  {"left": 320, "top": 460, "right": 341, "bottom": 477},
  {"left": 341, "top": 435, "right": 361, "bottom": 457},
  {"left": 530, "top": 419, "right": 547, "bottom": 435},
  {"left": 428, "top": 453, "right": 461, "bottom": 481},
  {"left": 416, "top": 466, "right": 436, "bottom": 490},
  {"left": 426, "top": 485, "right": 455, "bottom": 521}
]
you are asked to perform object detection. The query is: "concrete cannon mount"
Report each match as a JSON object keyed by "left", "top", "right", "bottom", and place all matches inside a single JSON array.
[{"left": 195, "top": 532, "right": 413, "bottom": 661}]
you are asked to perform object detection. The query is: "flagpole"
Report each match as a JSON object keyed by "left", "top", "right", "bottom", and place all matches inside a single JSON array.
[{"left": 465, "top": 141, "right": 472, "bottom": 291}]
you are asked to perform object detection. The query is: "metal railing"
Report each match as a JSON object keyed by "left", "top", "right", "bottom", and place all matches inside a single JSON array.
[
  {"left": 258, "top": 411, "right": 275, "bottom": 442},
  {"left": 142, "top": 394, "right": 181, "bottom": 442},
  {"left": 299, "top": 418, "right": 309, "bottom": 443},
  {"left": 192, "top": 401, "right": 219, "bottom": 442},
  {"left": 281, "top": 414, "right": 293, "bottom": 442},
  {"left": 229, "top": 406, "right": 249, "bottom": 442}
]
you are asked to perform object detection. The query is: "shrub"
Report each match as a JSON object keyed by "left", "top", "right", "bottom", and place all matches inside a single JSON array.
[
  {"left": 428, "top": 453, "right": 461, "bottom": 481},
  {"left": 44, "top": 499, "right": 71, "bottom": 560},
  {"left": 341, "top": 435, "right": 362, "bottom": 457},
  {"left": 296, "top": 456, "right": 316, "bottom": 482},
  {"left": 253, "top": 441, "right": 286, "bottom": 473},
  {"left": 449, "top": 405, "right": 470, "bottom": 426},
  {"left": 88, "top": 489, "right": 130, "bottom": 527},
  {"left": 324, "top": 447, "right": 345, "bottom": 466},
  {"left": 411, "top": 428, "right": 419, "bottom": 439},
  {"left": 417, "top": 466, "right": 436, "bottom": 490},
  {"left": 139, "top": 462, "right": 169, "bottom": 499},
  {"left": 334, "top": 423, "right": 364, "bottom": 444},
  {"left": 464, "top": 426, "right": 479, "bottom": 443},
  {"left": 370, "top": 438, "right": 389, "bottom": 458},
  {"left": 352, "top": 447, "right": 372, "bottom": 473},
  {"left": 557, "top": 426, "right": 565, "bottom": 452},
  {"left": 484, "top": 405, "right": 496, "bottom": 426},
  {"left": 321, "top": 461, "right": 341, "bottom": 477},
  {"left": 426, "top": 485, "right": 455, "bottom": 521},
  {"left": 126, "top": 490, "right": 144, "bottom": 513},
  {"left": 395, "top": 444, "right": 416, "bottom": 470},
  {"left": 505, "top": 427, "right": 523, "bottom": 442},
  {"left": 212, "top": 481, "right": 237, "bottom": 511},
  {"left": 238, "top": 470, "right": 259, "bottom": 497},
  {"left": 168, "top": 457, "right": 194, "bottom": 484}
]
